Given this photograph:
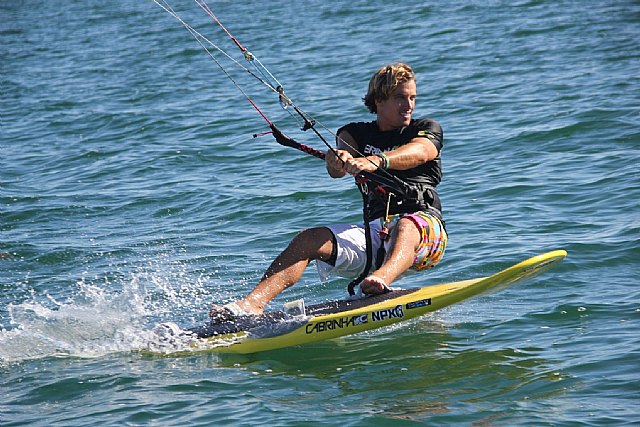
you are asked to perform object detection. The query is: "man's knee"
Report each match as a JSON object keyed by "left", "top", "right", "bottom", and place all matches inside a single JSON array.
[
  {"left": 289, "top": 227, "right": 335, "bottom": 261},
  {"left": 391, "top": 217, "right": 422, "bottom": 251},
  {"left": 396, "top": 217, "right": 421, "bottom": 236}
]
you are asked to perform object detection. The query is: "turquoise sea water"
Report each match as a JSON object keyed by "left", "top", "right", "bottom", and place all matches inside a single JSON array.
[{"left": 2, "top": 0, "right": 639, "bottom": 425}]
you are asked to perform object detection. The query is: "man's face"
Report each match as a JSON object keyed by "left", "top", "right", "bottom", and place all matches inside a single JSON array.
[{"left": 375, "top": 79, "right": 417, "bottom": 131}]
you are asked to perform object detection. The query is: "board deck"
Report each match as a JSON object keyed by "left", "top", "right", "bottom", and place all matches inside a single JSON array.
[{"left": 151, "top": 249, "right": 567, "bottom": 354}]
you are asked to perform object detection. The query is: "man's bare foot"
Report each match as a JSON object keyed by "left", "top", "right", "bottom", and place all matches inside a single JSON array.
[
  {"left": 360, "top": 275, "right": 390, "bottom": 295},
  {"left": 208, "top": 302, "right": 251, "bottom": 324}
]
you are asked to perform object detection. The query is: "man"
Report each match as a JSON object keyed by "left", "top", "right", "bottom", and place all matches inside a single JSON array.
[{"left": 210, "top": 63, "right": 447, "bottom": 321}]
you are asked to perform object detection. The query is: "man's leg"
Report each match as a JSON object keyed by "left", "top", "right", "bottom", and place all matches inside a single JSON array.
[
  {"left": 234, "top": 227, "right": 335, "bottom": 314},
  {"left": 360, "top": 217, "right": 421, "bottom": 295}
]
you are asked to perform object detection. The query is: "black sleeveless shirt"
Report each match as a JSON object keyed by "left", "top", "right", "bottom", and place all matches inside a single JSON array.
[{"left": 338, "top": 118, "right": 444, "bottom": 220}]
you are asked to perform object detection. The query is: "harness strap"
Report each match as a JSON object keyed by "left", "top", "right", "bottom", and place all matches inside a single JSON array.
[{"left": 347, "top": 182, "right": 373, "bottom": 296}]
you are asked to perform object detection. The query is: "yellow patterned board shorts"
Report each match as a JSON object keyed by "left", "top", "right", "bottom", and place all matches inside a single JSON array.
[{"left": 381, "top": 210, "right": 448, "bottom": 270}]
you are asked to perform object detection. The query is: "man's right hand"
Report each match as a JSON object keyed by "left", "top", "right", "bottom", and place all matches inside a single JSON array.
[{"left": 325, "top": 148, "right": 352, "bottom": 178}]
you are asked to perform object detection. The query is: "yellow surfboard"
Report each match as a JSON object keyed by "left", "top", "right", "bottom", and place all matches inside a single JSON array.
[{"left": 150, "top": 250, "right": 566, "bottom": 355}]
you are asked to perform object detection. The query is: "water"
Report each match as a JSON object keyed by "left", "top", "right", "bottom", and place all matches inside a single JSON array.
[{"left": 1, "top": 0, "right": 639, "bottom": 425}]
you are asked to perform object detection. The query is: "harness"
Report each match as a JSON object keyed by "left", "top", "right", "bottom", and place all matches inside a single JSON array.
[{"left": 345, "top": 177, "right": 439, "bottom": 296}]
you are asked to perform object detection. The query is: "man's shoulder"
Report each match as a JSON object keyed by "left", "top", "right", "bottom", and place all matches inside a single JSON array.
[
  {"left": 408, "top": 118, "right": 444, "bottom": 151},
  {"left": 338, "top": 120, "right": 376, "bottom": 135},
  {"left": 411, "top": 118, "right": 442, "bottom": 132}
]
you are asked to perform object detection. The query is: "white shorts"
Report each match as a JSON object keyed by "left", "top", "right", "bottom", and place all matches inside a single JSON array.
[
  {"left": 316, "top": 211, "right": 448, "bottom": 281},
  {"left": 316, "top": 221, "right": 385, "bottom": 281}
]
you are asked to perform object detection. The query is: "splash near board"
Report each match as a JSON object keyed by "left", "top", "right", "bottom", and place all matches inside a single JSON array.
[{"left": 148, "top": 249, "right": 566, "bottom": 355}]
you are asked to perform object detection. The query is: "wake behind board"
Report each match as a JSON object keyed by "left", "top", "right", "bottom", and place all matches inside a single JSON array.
[{"left": 151, "top": 250, "right": 567, "bottom": 354}]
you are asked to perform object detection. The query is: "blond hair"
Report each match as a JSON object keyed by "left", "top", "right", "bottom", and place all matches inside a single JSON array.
[{"left": 363, "top": 63, "right": 415, "bottom": 113}]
